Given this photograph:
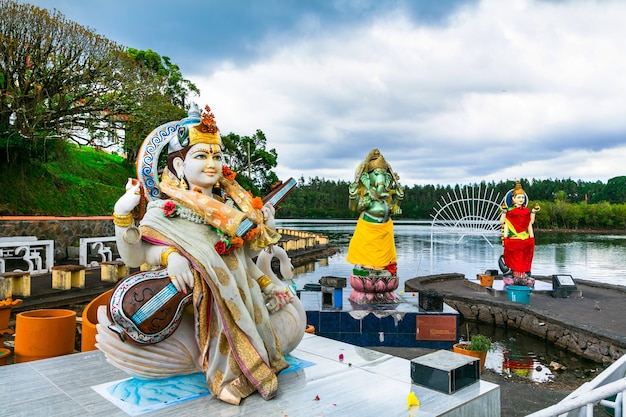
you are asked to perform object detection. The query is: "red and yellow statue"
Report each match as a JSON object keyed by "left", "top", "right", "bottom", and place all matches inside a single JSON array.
[{"left": 500, "top": 180, "right": 540, "bottom": 288}]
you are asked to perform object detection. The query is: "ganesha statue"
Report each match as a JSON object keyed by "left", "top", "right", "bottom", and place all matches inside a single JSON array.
[{"left": 346, "top": 149, "right": 404, "bottom": 304}]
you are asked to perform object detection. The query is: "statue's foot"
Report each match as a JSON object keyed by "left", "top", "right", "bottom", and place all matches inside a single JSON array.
[{"left": 217, "top": 385, "right": 242, "bottom": 405}]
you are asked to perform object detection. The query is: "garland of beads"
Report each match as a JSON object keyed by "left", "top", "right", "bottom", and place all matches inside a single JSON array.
[{"left": 147, "top": 200, "right": 208, "bottom": 224}]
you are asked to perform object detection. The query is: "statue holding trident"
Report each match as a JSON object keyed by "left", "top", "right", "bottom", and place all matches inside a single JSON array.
[{"left": 346, "top": 149, "right": 404, "bottom": 304}]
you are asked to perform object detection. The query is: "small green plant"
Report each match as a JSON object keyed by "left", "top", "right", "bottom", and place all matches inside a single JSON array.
[{"left": 466, "top": 334, "right": 492, "bottom": 353}]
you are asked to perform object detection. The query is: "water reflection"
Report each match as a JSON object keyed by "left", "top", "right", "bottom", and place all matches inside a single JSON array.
[
  {"left": 277, "top": 218, "right": 620, "bottom": 382},
  {"left": 277, "top": 219, "right": 626, "bottom": 286},
  {"left": 467, "top": 322, "right": 603, "bottom": 383}
]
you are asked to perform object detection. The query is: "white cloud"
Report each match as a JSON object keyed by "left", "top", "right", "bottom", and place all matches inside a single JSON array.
[{"left": 187, "top": 0, "right": 626, "bottom": 186}]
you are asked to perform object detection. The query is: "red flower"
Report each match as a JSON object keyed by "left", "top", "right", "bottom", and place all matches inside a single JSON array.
[
  {"left": 163, "top": 201, "right": 178, "bottom": 217},
  {"left": 214, "top": 241, "right": 227, "bottom": 254},
  {"left": 222, "top": 166, "right": 236, "bottom": 181},
  {"left": 385, "top": 262, "right": 397, "bottom": 276}
]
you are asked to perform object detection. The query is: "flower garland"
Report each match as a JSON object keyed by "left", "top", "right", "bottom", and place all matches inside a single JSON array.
[
  {"left": 222, "top": 165, "right": 236, "bottom": 181},
  {"left": 151, "top": 194, "right": 261, "bottom": 256}
]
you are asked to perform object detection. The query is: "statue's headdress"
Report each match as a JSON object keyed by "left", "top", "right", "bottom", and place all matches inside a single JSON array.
[
  {"left": 169, "top": 104, "right": 222, "bottom": 154},
  {"left": 512, "top": 180, "right": 525, "bottom": 196},
  {"left": 366, "top": 149, "right": 388, "bottom": 172}
]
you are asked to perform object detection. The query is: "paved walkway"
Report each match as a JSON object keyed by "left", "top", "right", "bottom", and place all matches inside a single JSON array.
[{"left": 405, "top": 274, "right": 626, "bottom": 362}]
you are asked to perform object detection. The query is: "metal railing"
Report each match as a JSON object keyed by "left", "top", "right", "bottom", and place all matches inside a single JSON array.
[{"left": 526, "top": 353, "right": 626, "bottom": 417}]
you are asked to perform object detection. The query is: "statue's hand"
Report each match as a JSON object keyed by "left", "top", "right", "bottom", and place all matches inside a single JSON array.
[
  {"left": 263, "top": 282, "right": 294, "bottom": 313},
  {"left": 261, "top": 203, "right": 276, "bottom": 229},
  {"left": 167, "top": 252, "right": 194, "bottom": 293},
  {"left": 113, "top": 178, "right": 142, "bottom": 215},
  {"left": 392, "top": 206, "right": 402, "bottom": 216}
]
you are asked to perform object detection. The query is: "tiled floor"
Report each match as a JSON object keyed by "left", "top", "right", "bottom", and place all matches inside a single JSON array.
[{"left": 0, "top": 333, "right": 500, "bottom": 416}]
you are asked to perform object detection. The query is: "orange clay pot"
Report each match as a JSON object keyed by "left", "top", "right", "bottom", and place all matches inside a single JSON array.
[
  {"left": 81, "top": 290, "right": 112, "bottom": 352},
  {"left": 305, "top": 324, "right": 315, "bottom": 334},
  {"left": 14, "top": 309, "right": 77, "bottom": 363},
  {"left": 453, "top": 343, "right": 487, "bottom": 373},
  {"left": 0, "top": 297, "right": 23, "bottom": 335},
  {"left": 0, "top": 348, "right": 11, "bottom": 366}
]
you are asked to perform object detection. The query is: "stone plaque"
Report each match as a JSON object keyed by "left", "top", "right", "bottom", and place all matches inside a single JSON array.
[{"left": 416, "top": 315, "right": 457, "bottom": 341}]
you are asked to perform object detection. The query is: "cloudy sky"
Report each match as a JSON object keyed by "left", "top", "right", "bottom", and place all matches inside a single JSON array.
[{"left": 17, "top": 0, "right": 626, "bottom": 187}]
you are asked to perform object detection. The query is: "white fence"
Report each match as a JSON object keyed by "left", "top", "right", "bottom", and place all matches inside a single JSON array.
[{"left": 0, "top": 236, "right": 54, "bottom": 275}]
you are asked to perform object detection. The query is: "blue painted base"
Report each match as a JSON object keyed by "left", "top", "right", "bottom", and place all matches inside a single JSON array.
[{"left": 300, "top": 290, "right": 460, "bottom": 350}]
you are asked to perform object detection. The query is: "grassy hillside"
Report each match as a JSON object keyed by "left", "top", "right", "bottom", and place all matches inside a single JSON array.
[{"left": 0, "top": 145, "right": 135, "bottom": 216}]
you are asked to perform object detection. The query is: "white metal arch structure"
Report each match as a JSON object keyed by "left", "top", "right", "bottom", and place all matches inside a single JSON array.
[{"left": 430, "top": 185, "right": 502, "bottom": 248}]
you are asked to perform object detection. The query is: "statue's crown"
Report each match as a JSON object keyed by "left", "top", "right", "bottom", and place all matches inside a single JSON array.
[
  {"left": 189, "top": 105, "right": 221, "bottom": 147},
  {"left": 513, "top": 180, "right": 525, "bottom": 195},
  {"left": 170, "top": 103, "right": 222, "bottom": 154}
]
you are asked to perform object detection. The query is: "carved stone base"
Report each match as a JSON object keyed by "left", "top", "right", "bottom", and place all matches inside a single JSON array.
[{"left": 349, "top": 268, "right": 400, "bottom": 304}]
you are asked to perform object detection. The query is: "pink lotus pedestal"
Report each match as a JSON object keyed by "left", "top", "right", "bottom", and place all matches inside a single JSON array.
[{"left": 349, "top": 268, "right": 400, "bottom": 304}]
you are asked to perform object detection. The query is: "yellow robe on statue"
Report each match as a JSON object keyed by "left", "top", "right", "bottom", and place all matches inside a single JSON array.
[{"left": 346, "top": 215, "right": 397, "bottom": 268}]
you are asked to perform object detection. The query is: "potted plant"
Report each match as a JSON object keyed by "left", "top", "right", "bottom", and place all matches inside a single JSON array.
[{"left": 453, "top": 334, "right": 492, "bottom": 373}]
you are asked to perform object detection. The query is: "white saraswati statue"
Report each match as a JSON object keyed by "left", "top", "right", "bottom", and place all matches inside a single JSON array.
[{"left": 95, "top": 103, "right": 306, "bottom": 405}]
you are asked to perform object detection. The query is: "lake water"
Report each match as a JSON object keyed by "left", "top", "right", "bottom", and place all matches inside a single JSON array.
[
  {"left": 276, "top": 219, "right": 622, "bottom": 381},
  {"left": 276, "top": 219, "right": 626, "bottom": 288}
]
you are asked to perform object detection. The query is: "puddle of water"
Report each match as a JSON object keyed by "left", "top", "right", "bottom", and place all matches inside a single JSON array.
[{"left": 462, "top": 322, "right": 606, "bottom": 383}]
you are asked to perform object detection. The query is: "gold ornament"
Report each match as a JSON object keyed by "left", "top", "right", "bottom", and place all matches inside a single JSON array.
[
  {"left": 189, "top": 105, "right": 222, "bottom": 147},
  {"left": 179, "top": 176, "right": 189, "bottom": 190},
  {"left": 160, "top": 246, "right": 179, "bottom": 267},
  {"left": 256, "top": 275, "right": 272, "bottom": 291},
  {"left": 513, "top": 180, "right": 525, "bottom": 195},
  {"left": 113, "top": 212, "right": 133, "bottom": 227}
]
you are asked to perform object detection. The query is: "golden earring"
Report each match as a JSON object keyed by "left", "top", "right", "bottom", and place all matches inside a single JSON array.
[{"left": 180, "top": 176, "right": 188, "bottom": 190}]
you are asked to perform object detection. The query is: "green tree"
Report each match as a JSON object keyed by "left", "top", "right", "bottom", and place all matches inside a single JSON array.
[
  {"left": 598, "top": 176, "right": 626, "bottom": 204},
  {"left": 126, "top": 48, "right": 199, "bottom": 109},
  {"left": 0, "top": 1, "right": 163, "bottom": 163},
  {"left": 221, "top": 130, "right": 279, "bottom": 195}
]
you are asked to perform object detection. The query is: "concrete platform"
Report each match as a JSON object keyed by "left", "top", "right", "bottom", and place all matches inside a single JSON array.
[
  {"left": 0, "top": 333, "right": 500, "bottom": 417},
  {"left": 301, "top": 287, "right": 460, "bottom": 350}
]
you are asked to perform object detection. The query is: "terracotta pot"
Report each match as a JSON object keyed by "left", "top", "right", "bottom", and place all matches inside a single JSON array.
[
  {"left": 0, "top": 307, "right": 11, "bottom": 333},
  {"left": 0, "top": 297, "right": 23, "bottom": 336},
  {"left": 0, "top": 348, "right": 11, "bottom": 366},
  {"left": 453, "top": 343, "right": 487, "bottom": 373},
  {"left": 305, "top": 324, "right": 315, "bottom": 334},
  {"left": 14, "top": 309, "right": 77, "bottom": 363},
  {"left": 478, "top": 274, "right": 494, "bottom": 288},
  {"left": 81, "top": 290, "right": 113, "bottom": 352}
]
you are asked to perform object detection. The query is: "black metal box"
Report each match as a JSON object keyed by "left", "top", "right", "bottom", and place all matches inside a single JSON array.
[
  {"left": 319, "top": 276, "right": 347, "bottom": 288},
  {"left": 419, "top": 289, "right": 444, "bottom": 312},
  {"left": 410, "top": 350, "right": 480, "bottom": 394},
  {"left": 551, "top": 274, "right": 581, "bottom": 298}
]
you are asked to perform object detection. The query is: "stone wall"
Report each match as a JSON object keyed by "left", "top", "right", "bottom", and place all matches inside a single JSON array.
[
  {"left": 0, "top": 217, "right": 114, "bottom": 261},
  {"left": 444, "top": 297, "right": 626, "bottom": 365},
  {"left": 0, "top": 218, "right": 331, "bottom": 264}
]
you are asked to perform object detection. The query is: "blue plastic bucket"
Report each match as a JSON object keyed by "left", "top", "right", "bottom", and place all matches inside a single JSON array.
[{"left": 506, "top": 285, "right": 532, "bottom": 304}]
